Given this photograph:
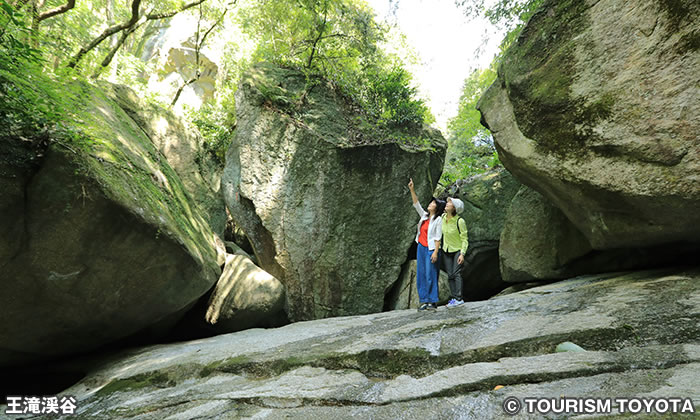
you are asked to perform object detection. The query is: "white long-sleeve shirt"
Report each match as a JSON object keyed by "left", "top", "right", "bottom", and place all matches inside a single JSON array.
[{"left": 413, "top": 201, "right": 442, "bottom": 251}]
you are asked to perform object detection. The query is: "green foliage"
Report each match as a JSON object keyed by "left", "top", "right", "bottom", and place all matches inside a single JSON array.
[
  {"left": 3, "top": 0, "right": 432, "bottom": 158},
  {"left": 356, "top": 64, "right": 432, "bottom": 130},
  {"left": 455, "top": 0, "right": 544, "bottom": 32},
  {"left": 236, "top": 0, "right": 432, "bottom": 137},
  {"left": 238, "top": 0, "right": 382, "bottom": 72},
  {"left": 0, "top": 1, "right": 64, "bottom": 138},
  {"left": 440, "top": 67, "right": 500, "bottom": 185},
  {"left": 186, "top": 86, "right": 236, "bottom": 165},
  {"left": 456, "top": 0, "right": 544, "bottom": 68},
  {"left": 442, "top": 0, "right": 545, "bottom": 185}
]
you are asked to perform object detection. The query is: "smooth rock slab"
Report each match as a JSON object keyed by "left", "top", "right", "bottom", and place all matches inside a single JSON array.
[{"left": 17, "top": 267, "right": 698, "bottom": 419}]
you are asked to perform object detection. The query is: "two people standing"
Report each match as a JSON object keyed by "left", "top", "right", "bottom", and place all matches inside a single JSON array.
[{"left": 408, "top": 178, "right": 469, "bottom": 311}]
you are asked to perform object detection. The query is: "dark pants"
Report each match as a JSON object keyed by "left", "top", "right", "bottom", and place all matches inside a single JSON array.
[{"left": 441, "top": 250, "right": 463, "bottom": 300}]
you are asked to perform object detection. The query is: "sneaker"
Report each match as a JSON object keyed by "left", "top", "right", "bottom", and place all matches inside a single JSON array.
[
  {"left": 417, "top": 303, "right": 430, "bottom": 312},
  {"left": 428, "top": 303, "right": 437, "bottom": 310},
  {"left": 447, "top": 299, "right": 465, "bottom": 308}
]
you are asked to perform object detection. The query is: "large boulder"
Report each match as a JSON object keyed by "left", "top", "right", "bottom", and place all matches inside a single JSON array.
[
  {"left": 500, "top": 186, "right": 592, "bottom": 283},
  {"left": 104, "top": 83, "right": 226, "bottom": 236},
  {"left": 57, "top": 266, "right": 700, "bottom": 418},
  {"left": 204, "top": 254, "right": 287, "bottom": 333},
  {"left": 0, "top": 82, "right": 221, "bottom": 367},
  {"left": 440, "top": 168, "right": 521, "bottom": 299},
  {"left": 222, "top": 63, "right": 446, "bottom": 321},
  {"left": 500, "top": 186, "right": 700, "bottom": 283},
  {"left": 478, "top": 0, "right": 700, "bottom": 249}
]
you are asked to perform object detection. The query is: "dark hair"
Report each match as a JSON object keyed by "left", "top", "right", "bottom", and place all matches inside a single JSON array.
[
  {"left": 436, "top": 199, "right": 446, "bottom": 216},
  {"left": 428, "top": 198, "right": 446, "bottom": 218}
]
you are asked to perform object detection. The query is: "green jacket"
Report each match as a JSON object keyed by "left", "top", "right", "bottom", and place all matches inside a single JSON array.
[{"left": 441, "top": 214, "right": 468, "bottom": 255}]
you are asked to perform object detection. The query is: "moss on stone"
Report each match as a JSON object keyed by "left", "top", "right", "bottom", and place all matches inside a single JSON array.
[
  {"left": 323, "top": 348, "right": 438, "bottom": 378},
  {"left": 658, "top": 0, "right": 692, "bottom": 27},
  {"left": 53, "top": 81, "right": 218, "bottom": 270},
  {"left": 95, "top": 372, "right": 174, "bottom": 397},
  {"left": 199, "top": 354, "right": 318, "bottom": 379},
  {"left": 196, "top": 324, "right": 636, "bottom": 382},
  {"left": 201, "top": 355, "right": 254, "bottom": 377},
  {"left": 678, "top": 30, "right": 700, "bottom": 53},
  {"left": 241, "top": 63, "right": 444, "bottom": 153},
  {"left": 499, "top": 0, "right": 620, "bottom": 157}
]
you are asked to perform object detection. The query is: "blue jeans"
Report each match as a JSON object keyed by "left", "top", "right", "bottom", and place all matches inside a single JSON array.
[{"left": 416, "top": 243, "right": 439, "bottom": 303}]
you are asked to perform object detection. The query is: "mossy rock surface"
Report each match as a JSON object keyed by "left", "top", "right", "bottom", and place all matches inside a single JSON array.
[
  {"left": 0, "top": 81, "right": 220, "bottom": 367},
  {"left": 101, "top": 82, "right": 227, "bottom": 236},
  {"left": 222, "top": 63, "right": 446, "bottom": 321},
  {"left": 57, "top": 267, "right": 700, "bottom": 418},
  {"left": 478, "top": 0, "right": 700, "bottom": 249}
]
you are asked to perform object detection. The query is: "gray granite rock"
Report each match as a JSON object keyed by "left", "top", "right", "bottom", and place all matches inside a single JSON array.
[
  {"left": 31, "top": 267, "right": 699, "bottom": 419},
  {"left": 221, "top": 63, "right": 446, "bottom": 321},
  {"left": 478, "top": 0, "right": 700, "bottom": 250}
]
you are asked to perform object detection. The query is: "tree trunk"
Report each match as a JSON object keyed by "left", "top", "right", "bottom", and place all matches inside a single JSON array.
[{"left": 306, "top": 0, "right": 328, "bottom": 69}]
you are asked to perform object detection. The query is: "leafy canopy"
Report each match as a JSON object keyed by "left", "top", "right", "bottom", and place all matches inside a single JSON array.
[
  {"left": 2, "top": 0, "right": 434, "bottom": 159},
  {"left": 236, "top": 0, "right": 433, "bottom": 132},
  {"left": 439, "top": 0, "right": 543, "bottom": 184},
  {"left": 0, "top": 0, "right": 67, "bottom": 138},
  {"left": 440, "top": 67, "right": 499, "bottom": 185}
]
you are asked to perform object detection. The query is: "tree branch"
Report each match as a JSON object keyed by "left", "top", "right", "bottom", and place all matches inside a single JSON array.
[
  {"left": 146, "top": 0, "right": 206, "bottom": 20},
  {"left": 306, "top": 0, "right": 328, "bottom": 69},
  {"left": 171, "top": 5, "right": 229, "bottom": 106},
  {"left": 73, "top": 0, "right": 210, "bottom": 71},
  {"left": 198, "top": 6, "right": 227, "bottom": 47},
  {"left": 67, "top": 0, "right": 142, "bottom": 68},
  {"left": 91, "top": 21, "right": 141, "bottom": 78},
  {"left": 37, "top": 0, "right": 76, "bottom": 22},
  {"left": 170, "top": 76, "right": 197, "bottom": 106}
]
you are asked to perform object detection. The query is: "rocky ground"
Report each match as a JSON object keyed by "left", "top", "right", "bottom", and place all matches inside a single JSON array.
[{"left": 5, "top": 266, "right": 696, "bottom": 419}]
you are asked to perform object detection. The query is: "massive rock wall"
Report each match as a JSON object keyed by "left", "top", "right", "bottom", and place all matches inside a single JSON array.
[
  {"left": 222, "top": 63, "right": 446, "bottom": 321},
  {"left": 0, "top": 82, "right": 221, "bottom": 367},
  {"left": 478, "top": 0, "right": 700, "bottom": 250}
]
